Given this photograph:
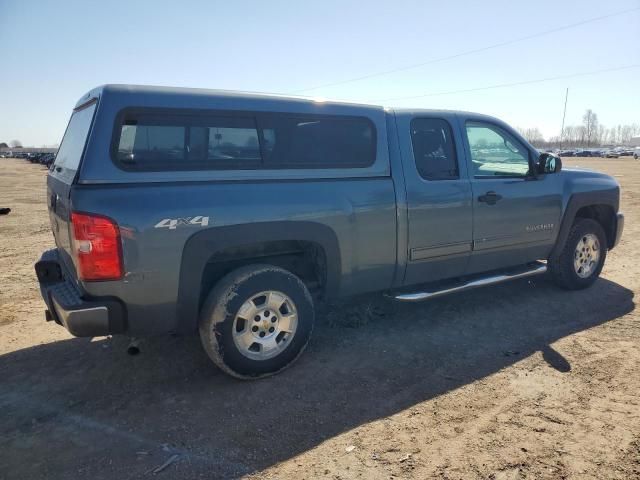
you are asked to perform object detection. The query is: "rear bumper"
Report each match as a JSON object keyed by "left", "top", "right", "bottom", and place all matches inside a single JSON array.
[
  {"left": 613, "top": 212, "right": 624, "bottom": 248},
  {"left": 35, "top": 249, "right": 126, "bottom": 337}
]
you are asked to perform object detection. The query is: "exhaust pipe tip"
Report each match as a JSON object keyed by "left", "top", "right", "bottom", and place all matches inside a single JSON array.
[
  {"left": 127, "top": 338, "right": 141, "bottom": 356},
  {"left": 127, "top": 345, "right": 140, "bottom": 356}
]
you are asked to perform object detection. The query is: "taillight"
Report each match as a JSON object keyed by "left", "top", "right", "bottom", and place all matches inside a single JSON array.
[{"left": 71, "top": 212, "right": 123, "bottom": 281}]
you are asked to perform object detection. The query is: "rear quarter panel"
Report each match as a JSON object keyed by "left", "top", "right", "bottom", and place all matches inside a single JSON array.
[{"left": 74, "top": 179, "right": 397, "bottom": 335}]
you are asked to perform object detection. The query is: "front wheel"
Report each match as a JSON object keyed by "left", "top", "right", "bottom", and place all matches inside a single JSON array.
[
  {"left": 199, "top": 264, "right": 315, "bottom": 379},
  {"left": 548, "top": 218, "right": 607, "bottom": 290}
]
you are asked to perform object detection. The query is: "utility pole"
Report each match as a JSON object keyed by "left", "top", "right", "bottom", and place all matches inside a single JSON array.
[{"left": 559, "top": 87, "right": 569, "bottom": 149}]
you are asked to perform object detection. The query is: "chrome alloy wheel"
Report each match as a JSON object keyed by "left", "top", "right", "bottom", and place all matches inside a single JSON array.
[
  {"left": 574, "top": 233, "right": 600, "bottom": 279},
  {"left": 232, "top": 291, "right": 298, "bottom": 360}
]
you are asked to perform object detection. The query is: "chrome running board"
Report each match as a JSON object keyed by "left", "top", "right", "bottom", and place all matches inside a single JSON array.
[{"left": 393, "top": 262, "right": 547, "bottom": 302}]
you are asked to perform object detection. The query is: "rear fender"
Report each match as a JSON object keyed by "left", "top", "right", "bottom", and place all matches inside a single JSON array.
[{"left": 176, "top": 221, "right": 341, "bottom": 333}]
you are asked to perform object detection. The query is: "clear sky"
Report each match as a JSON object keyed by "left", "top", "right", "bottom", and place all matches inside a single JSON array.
[{"left": 1, "top": 0, "right": 638, "bottom": 146}]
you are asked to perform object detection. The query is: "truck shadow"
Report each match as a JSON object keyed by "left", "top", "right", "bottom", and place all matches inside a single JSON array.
[{"left": 0, "top": 276, "right": 634, "bottom": 479}]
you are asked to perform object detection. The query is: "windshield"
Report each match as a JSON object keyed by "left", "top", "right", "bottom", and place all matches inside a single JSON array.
[{"left": 52, "top": 101, "right": 97, "bottom": 183}]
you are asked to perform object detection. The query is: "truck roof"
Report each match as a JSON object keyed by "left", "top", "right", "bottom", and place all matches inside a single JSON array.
[
  {"left": 391, "top": 107, "right": 495, "bottom": 119},
  {"left": 75, "top": 84, "right": 496, "bottom": 121},
  {"left": 75, "top": 84, "right": 385, "bottom": 113}
]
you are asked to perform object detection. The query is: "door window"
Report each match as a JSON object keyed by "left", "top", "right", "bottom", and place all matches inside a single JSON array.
[
  {"left": 465, "top": 122, "right": 530, "bottom": 178},
  {"left": 410, "top": 118, "right": 459, "bottom": 180}
]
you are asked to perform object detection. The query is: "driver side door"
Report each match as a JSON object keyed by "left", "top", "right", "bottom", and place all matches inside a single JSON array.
[{"left": 461, "top": 118, "right": 563, "bottom": 274}]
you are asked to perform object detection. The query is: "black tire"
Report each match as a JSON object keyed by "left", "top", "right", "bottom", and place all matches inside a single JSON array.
[
  {"left": 199, "top": 264, "right": 314, "bottom": 379},
  {"left": 548, "top": 218, "right": 607, "bottom": 290}
]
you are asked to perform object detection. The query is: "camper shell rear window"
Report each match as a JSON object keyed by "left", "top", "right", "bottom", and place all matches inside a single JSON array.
[{"left": 53, "top": 100, "right": 97, "bottom": 183}]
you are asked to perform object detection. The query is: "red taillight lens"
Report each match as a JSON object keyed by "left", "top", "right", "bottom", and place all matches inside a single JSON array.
[{"left": 71, "top": 212, "right": 123, "bottom": 281}]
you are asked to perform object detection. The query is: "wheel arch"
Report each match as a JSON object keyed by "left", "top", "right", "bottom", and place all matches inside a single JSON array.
[
  {"left": 574, "top": 204, "right": 617, "bottom": 247},
  {"left": 551, "top": 191, "right": 619, "bottom": 258},
  {"left": 176, "top": 221, "right": 341, "bottom": 334}
]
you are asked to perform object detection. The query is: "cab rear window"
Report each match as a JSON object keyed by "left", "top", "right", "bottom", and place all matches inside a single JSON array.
[{"left": 113, "top": 109, "right": 375, "bottom": 171}]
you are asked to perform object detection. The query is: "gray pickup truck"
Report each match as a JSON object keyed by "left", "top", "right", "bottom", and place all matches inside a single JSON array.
[{"left": 35, "top": 85, "right": 624, "bottom": 379}]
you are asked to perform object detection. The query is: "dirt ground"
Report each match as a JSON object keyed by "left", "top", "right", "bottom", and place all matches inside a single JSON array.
[{"left": 0, "top": 157, "right": 639, "bottom": 480}]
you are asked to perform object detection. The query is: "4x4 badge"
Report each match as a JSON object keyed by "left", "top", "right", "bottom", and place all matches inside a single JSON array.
[{"left": 154, "top": 216, "right": 209, "bottom": 230}]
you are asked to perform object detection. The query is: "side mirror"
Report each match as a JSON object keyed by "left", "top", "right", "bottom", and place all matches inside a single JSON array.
[{"left": 538, "top": 152, "right": 562, "bottom": 174}]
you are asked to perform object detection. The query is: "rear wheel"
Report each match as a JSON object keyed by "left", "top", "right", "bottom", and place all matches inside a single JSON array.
[
  {"left": 199, "top": 264, "right": 314, "bottom": 379},
  {"left": 548, "top": 218, "right": 607, "bottom": 290}
]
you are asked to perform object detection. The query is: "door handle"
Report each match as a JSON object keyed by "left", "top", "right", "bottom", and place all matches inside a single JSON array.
[{"left": 478, "top": 191, "right": 502, "bottom": 205}]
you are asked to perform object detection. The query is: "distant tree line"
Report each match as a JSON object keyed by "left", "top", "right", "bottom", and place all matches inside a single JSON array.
[
  {"left": 0, "top": 140, "right": 23, "bottom": 149},
  {"left": 518, "top": 109, "right": 639, "bottom": 149}
]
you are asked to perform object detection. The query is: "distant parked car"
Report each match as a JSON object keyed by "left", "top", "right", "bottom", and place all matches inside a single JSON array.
[
  {"left": 604, "top": 151, "right": 619, "bottom": 158},
  {"left": 39, "top": 153, "right": 56, "bottom": 167},
  {"left": 619, "top": 149, "right": 634, "bottom": 157},
  {"left": 558, "top": 150, "right": 574, "bottom": 157},
  {"left": 577, "top": 149, "right": 602, "bottom": 157}
]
